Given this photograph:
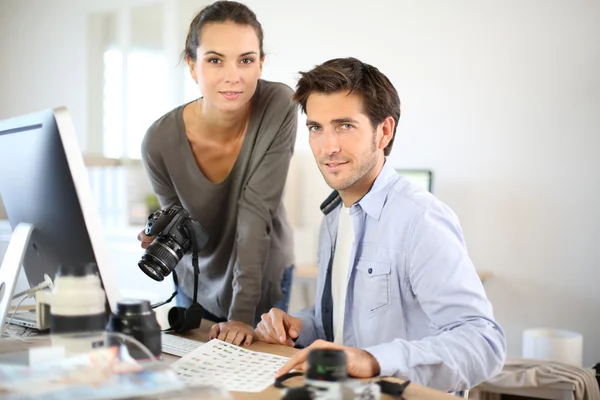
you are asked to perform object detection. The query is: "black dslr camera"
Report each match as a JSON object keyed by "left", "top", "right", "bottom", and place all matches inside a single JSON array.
[{"left": 138, "top": 205, "right": 208, "bottom": 282}]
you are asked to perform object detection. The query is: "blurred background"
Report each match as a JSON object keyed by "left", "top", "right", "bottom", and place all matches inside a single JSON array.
[{"left": 0, "top": 0, "right": 599, "bottom": 366}]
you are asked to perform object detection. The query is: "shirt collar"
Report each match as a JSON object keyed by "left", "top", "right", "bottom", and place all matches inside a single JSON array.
[
  {"left": 354, "top": 161, "right": 398, "bottom": 220},
  {"left": 320, "top": 160, "right": 398, "bottom": 221}
]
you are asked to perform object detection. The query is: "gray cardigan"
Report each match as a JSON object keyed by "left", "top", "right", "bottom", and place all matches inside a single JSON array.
[{"left": 141, "top": 79, "right": 296, "bottom": 325}]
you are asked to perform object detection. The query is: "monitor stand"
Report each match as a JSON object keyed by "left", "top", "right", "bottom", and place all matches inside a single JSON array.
[{"left": 0, "top": 223, "right": 35, "bottom": 330}]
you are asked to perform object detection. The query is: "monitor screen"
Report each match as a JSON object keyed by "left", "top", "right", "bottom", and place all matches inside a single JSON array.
[
  {"left": 0, "top": 108, "right": 121, "bottom": 312},
  {"left": 396, "top": 169, "right": 434, "bottom": 193}
]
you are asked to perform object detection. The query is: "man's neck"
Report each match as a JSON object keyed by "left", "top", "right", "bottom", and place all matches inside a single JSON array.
[{"left": 339, "top": 157, "right": 385, "bottom": 207}]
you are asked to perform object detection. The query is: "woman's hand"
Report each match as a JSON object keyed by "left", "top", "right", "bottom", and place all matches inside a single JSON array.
[
  {"left": 209, "top": 321, "right": 255, "bottom": 346},
  {"left": 137, "top": 229, "right": 153, "bottom": 249}
]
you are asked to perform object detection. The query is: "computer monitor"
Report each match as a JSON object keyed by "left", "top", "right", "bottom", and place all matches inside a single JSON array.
[
  {"left": 0, "top": 107, "right": 121, "bottom": 314},
  {"left": 396, "top": 169, "right": 434, "bottom": 193}
]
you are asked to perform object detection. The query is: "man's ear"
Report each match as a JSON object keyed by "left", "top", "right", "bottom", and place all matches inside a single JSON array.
[
  {"left": 378, "top": 116, "right": 395, "bottom": 151},
  {"left": 186, "top": 56, "right": 198, "bottom": 83}
]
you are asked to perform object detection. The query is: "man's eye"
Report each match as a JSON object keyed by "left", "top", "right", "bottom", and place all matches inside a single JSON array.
[
  {"left": 308, "top": 126, "right": 321, "bottom": 132},
  {"left": 339, "top": 124, "right": 353, "bottom": 130}
]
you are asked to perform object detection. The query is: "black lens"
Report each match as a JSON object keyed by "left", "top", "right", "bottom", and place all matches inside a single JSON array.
[
  {"left": 306, "top": 349, "right": 348, "bottom": 382},
  {"left": 106, "top": 299, "right": 162, "bottom": 359},
  {"left": 137, "top": 238, "right": 182, "bottom": 282}
]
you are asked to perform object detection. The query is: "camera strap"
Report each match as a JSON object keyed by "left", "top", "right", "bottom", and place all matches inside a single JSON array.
[
  {"left": 148, "top": 271, "right": 178, "bottom": 309},
  {"left": 150, "top": 261, "right": 200, "bottom": 310},
  {"left": 150, "top": 222, "right": 201, "bottom": 310},
  {"left": 150, "top": 222, "right": 204, "bottom": 333}
]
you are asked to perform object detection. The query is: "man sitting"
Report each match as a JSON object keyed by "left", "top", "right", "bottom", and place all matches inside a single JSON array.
[{"left": 255, "top": 57, "right": 506, "bottom": 392}]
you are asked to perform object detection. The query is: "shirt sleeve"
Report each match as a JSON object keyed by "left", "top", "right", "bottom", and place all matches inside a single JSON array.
[
  {"left": 228, "top": 102, "right": 298, "bottom": 324},
  {"left": 363, "top": 205, "right": 506, "bottom": 392},
  {"left": 292, "top": 307, "right": 320, "bottom": 347},
  {"left": 141, "top": 130, "right": 180, "bottom": 209}
]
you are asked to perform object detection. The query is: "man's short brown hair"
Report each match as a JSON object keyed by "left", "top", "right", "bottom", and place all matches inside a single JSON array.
[{"left": 293, "top": 57, "right": 401, "bottom": 156}]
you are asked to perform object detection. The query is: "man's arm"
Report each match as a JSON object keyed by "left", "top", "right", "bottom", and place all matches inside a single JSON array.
[
  {"left": 292, "top": 307, "right": 320, "bottom": 347},
  {"left": 364, "top": 205, "right": 506, "bottom": 391},
  {"left": 229, "top": 101, "right": 297, "bottom": 324}
]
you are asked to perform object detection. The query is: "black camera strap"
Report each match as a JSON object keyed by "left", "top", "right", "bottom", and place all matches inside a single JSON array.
[
  {"left": 149, "top": 263, "right": 200, "bottom": 309},
  {"left": 150, "top": 222, "right": 201, "bottom": 310},
  {"left": 189, "top": 231, "right": 199, "bottom": 307},
  {"left": 150, "top": 222, "right": 204, "bottom": 333},
  {"left": 149, "top": 270, "right": 182, "bottom": 309}
]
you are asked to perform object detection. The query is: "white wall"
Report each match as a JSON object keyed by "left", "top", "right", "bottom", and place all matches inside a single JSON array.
[
  {"left": 252, "top": 0, "right": 600, "bottom": 365},
  {"left": 1, "top": 0, "right": 599, "bottom": 366}
]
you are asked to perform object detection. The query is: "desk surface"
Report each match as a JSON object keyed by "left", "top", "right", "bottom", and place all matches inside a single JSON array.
[
  {"left": 0, "top": 320, "right": 456, "bottom": 400},
  {"left": 170, "top": 319, "right": 456, "bottom": 400}
]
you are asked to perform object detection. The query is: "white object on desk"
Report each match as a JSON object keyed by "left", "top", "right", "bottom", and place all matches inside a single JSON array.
[
  {"left": 161, "top": 333, "right": 204, "bottom": 357},
  {"left": 170, "top": 339, "right": 289, "bottom": 393},
  {"left": 523, "top": 328, "right": 583, "bottom": 367}
]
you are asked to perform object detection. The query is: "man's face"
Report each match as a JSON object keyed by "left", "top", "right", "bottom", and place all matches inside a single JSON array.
[{"left": 306, "top": 91, "right": 384, "bottom": 193}]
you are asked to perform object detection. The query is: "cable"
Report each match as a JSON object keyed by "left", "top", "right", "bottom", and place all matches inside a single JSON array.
[
  {"left": 12, "top": 274, "right": 53, "bottom": 300},
  {"left": 2, "top": 295, "right": 36, "bottom": 342}
]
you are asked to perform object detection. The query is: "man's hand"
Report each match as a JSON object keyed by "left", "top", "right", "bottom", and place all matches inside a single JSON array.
[
  {"left": 209, "top": 321, "right": 255, "bottom": 346},
  {"left": 275, "top": 339, "right": 381, "bottom": 379},
  {"left": 254, "top": 308, "right": 302, "bottom": 347},
  {"left": 137, "top": 229, "right": 153, "bottom": 249}
]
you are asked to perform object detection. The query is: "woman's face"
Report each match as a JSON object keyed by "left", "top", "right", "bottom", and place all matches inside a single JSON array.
[{"left": 188, "top": 21, "right": 263, "bottom": 112}]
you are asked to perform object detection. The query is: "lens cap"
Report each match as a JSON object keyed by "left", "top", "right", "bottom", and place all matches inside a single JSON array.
[{"left": 116, "top": 299, "right": 152, "bottom": 316}]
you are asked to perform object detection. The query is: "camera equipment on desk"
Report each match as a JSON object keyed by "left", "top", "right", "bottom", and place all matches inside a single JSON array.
[
  {"left": 138, "top": 205, "right": 210, "bottom": 333},
  {"left": 106, "top": 299, "right": 162, "bottom": 360},
  {"left": 31, "top": 263, "right": 109, "bottom": 354},
  {"left": 275, "top": 349, "right": 411, "bottom": 400}
]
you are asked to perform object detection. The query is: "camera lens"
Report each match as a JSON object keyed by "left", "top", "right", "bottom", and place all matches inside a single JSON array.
[
  {"left": 306, "top": 349, "right": 348, "bottom": 382},
  {"left": 106, "top": 299, "right": 162, "bottom": 360},
  {"left": 137, "top": 238, "right": 183, "bottom": 282}
]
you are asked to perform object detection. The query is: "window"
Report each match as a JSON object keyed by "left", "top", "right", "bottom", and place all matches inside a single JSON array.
[{"left": 102, "top": 48, "right": 169, "bottom": 159}]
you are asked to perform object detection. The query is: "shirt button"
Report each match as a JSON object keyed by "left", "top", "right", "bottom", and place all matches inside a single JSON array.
[
  {"left": 323, "top": 308, "right": 330, "bottom": 313},
  {"left": 368, "top": 268, "right": 373, "bottom": 274}
]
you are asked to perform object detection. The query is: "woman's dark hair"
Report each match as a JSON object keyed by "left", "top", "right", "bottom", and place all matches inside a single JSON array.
[{"left": 183, "top": 1, "right": 264, "bottom": 62}]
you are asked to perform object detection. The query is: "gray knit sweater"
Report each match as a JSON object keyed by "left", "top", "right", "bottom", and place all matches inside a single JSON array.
[{"left": 141, "top": 79, "right": 296, "bottom": 325}]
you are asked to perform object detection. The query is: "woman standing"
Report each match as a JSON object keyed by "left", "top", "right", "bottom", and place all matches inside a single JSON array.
[{"left": 139, "top": 1, "right": 295, "bottom": 346}]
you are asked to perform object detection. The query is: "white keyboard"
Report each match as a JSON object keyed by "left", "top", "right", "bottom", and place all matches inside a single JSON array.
[{"left": 161, "top": 333, "right": 204, "bottom": 357}]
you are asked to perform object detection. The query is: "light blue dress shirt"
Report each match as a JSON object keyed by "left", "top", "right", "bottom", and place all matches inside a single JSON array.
[{"left": 293, "top": 162, "right": 506, "bottom": 391}]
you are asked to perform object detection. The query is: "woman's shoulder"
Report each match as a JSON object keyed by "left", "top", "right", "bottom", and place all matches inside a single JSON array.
[
  {"left": 255, "top": 79, "right": 295, "bottom": 112},
  {"left": 142, "top": 103, "right": 187, "bottom": 149},
  {"left": 259, "top": 79, "right": 294, "bottom": 96}
]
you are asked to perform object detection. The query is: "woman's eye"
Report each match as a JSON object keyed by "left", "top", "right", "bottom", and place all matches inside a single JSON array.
[
  {"left": 208, "top": 58, "right": 221, "bottom": 64},
  {"left": 241, "top": 58, "right": 254, "bottom": 64}
]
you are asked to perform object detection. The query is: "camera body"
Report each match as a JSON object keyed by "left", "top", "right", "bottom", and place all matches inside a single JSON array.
[{"left": 138, "top": 205, "right": 208, "bottom": 282}]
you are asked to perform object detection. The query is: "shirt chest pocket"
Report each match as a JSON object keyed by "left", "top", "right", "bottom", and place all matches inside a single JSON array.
[{"left": 354, "top": 259, "right": 392, "bottom": 316}]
